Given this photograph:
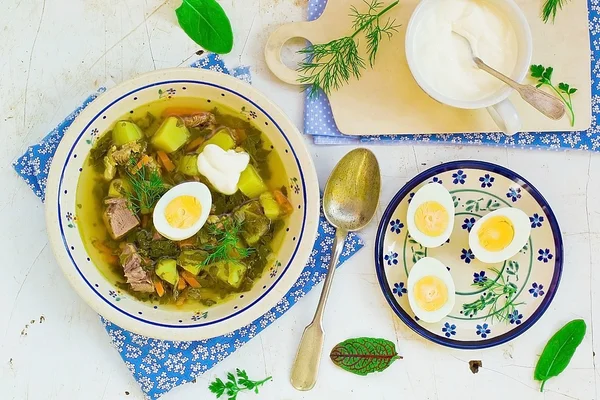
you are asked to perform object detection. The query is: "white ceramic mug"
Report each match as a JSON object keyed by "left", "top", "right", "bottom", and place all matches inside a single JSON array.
[{"left": 405, "top": 0, "right": 533, "bottom": 136}]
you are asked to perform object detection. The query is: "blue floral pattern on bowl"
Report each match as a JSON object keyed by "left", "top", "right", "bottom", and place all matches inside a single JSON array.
[
  {"left": 393, "top": 282, "right": 407, "bottom": 297},
  {"left": 385, "top": 251, "right": 399, "bottom": 266},
  {"left": 461, "top": 217, "right": 476, "bottom": 232},
  {"left": 506, "top": 187, "right": 522, "bottom": 202},
  {"left": 529, "top": 283, "right": 545, "bottom": 298},
  {"left": 460, "top": 248, "right": 475, "bottom": 264},
  {"left": 452, "top": 170, "right": 467, "bottom": 184},
  {"left": 476, "top": 323, "right": 491, "bottom": 338},
  {"left": 530, "top": 213, "right": 544, "bottom": 228},
  {"left": 389, "top": 219, "right": 404, "bottom": 234},
  {"left": 537, "top": 248, "right": 553, "bottom": 263},
  {"left": 509, "top": 310, "right": 523, "bottom": 325},
  {"left": 442, "top": 322, "right": 457, "bottom": 338},
  {"left": 479, "top": 174, "right": 495, "bottom": 188},
  {"left": 473, "top": 271, "right": 488, "bottom": 284},
  {"left": 376, "top": 161, "right": 562, "bottom": 349}
]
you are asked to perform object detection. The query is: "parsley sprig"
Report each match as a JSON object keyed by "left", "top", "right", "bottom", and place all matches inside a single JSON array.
[
  {"left": 297, "top": 0, "right": 400, "bottom": 96},
  {"left": 208, "top": 369, "right": 272, "bottom": 400},
  {"left": 530, "top": 64, "right": 577, "bottom": 126}
]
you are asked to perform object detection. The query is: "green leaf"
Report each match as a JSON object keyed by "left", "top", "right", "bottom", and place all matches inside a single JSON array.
[
  {"left": 175, "top": 0, "right": 234, "bottom": 54},
  {"left": 534, "top": 319, "right": 587, "bottom": 392},
  {"left": 569, "top": 88, "right": 578, "bottom": 95},
  {"left": 558, "top": 82, "right": 569, "bottom": 92},
  {"left": 530, "top": 64, "right": 545, "bottom": 78},
  {"left": 542, "top": 66, "right": 554, "bottom": 81},
  {"left": 330, "top": 337, "right": 402, "bottom": 376}
]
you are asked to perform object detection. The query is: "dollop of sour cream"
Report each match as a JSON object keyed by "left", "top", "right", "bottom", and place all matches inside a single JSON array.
[
  {"left": 412, "top": 0, "right": 518, "bottom": 102},
  {"left": 197, "top": 144, "right": 250, "bottom": 195}
]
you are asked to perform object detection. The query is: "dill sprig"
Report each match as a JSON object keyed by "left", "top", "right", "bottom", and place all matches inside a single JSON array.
[
  {"left": 542, "top": 0, "right": 570, "bottom": 24},
  {"left": 203, "top": 219, "right": 254, "bottom": 265},
  {"left": 462, "top": 267, "right": 524, "bottom": 324},
  {"left": 125, "top": 160, "right": 167, "bottom": 215},
  {"left": 297, "top": 0, "right": 400, "bottom": 96}
]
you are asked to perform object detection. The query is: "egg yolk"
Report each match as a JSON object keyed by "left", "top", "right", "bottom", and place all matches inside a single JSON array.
[
  {"left": 164, "top": 195, "right": 202, "bottom": 229},
  {"left": 414, "top": 275, "right": 448, "bottom": 312},
  {"left": 414, "top": 201, "right": 449, "bottom": 237},
  {"left": 478, "top": 216, "right": 515, "bottom": 252}
]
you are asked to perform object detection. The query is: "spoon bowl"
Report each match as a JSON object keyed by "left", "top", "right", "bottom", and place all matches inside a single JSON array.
[
  {"left": 323, "top": 148, "right": 381, "bottom": 231},
  {"left": 290, "top": 148, "right": 381, "bottom": 391}
]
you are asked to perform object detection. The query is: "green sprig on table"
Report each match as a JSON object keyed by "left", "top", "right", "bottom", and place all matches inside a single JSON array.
[
  {"left": 176, "top": 0, "right": 234, "bottom": 54},
  {"left": 297, "top": 0, "right": 400, "bottom": 97},
  {"left": 530, "top": 64, "right": 577, "bottom": 126},
  {"left": 534, "top": 319, "right": 586, "bottom": 392},
  {"left": 542, "top": 0, "right": 570, "bottom": 24},
  {"left": 329, "top": 337, "right": 402, "bottom": 376},
  {"left": 209, "top": 369, "right": 272, "bottom": 399}
]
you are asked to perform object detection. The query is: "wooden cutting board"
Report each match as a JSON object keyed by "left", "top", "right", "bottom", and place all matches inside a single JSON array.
[{"left": 265, "top": 0, "right": 591, "bottom": 135}]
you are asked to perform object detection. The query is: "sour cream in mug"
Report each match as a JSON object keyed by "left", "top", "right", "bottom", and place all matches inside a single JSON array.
[{"left": 412, "top": 0, "right": 518, "bottom": 102}]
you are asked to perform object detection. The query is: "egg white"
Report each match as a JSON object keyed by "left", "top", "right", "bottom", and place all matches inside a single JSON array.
[
  {"left": 153, "top": 182, "right": 212, "bottom": 241},
  {"left": 407, "top": 257, "right": 456, "bottom": 324},
  {"left": 406, "top": 183, "right": 455, "bottom": 248},
  {"left": 468, "top": 207, "right": 531, "bottom": 264}
]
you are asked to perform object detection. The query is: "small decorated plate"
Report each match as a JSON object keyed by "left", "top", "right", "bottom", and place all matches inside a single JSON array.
[{"left": 375, "top": 161, "right": 562, "bottom": 349}]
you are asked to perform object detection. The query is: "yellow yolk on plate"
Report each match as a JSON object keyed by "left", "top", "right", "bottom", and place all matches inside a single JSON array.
[
  {"left": 414, "top": 201, "right": 449, "bottom": 237},
  {"left": 164, "top": 195, "right": 203, "bottom": 229},
  {"left": 477, "top": 215, "right": 515, "bottom": 252},
  {"left": 413, "top": 275, "right": 448, "bottom": 312}
]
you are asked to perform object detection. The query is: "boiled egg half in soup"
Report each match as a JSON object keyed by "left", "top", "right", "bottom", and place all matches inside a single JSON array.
[
  {"left": 468, "top": 207, "right": 531, "bottom": 264},
  {"left": 406, "top": 183, "right": 455, "bottom": 248},
  {"left": 407, "top": 257, "right": 456, "bottom": 323},
  {"left": 153, "top": 182, "right": 212, "bottom": 241}
]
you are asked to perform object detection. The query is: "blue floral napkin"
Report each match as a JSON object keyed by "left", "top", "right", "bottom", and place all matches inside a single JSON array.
[
  {"left": 305, "top": 0, "right": 600, "bottom": 151},
  {"left": 13, "top": 53, "right": 364, "bottom": 399}
]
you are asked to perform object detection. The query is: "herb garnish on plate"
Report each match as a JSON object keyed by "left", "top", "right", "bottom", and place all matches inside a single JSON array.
[{"left": 297, "top": 0, "right": 400, "bottom": 96}]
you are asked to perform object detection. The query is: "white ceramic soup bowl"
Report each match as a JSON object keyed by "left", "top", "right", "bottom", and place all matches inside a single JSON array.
[
  {"left": 405, "top": 0, "right": 533, "bottom": 135},
  {"left": 45, "top": 68, "right": 320, "bottom": 340}
]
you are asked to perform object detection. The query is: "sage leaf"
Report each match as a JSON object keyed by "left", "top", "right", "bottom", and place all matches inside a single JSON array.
[
  {"left": 175, "top": 0, "right": 233, "bottom": 54},
  {"left": 330, "top": 337, "right": 402, "bottom": 376},
  {"left": 534, "top": 319, "right": 587, "bottom": 392}
]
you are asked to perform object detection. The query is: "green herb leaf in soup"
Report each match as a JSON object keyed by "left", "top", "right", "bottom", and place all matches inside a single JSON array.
[
  {"left": 175, "top": 0, "right": 234, "bottom": 54},
  {"left": 329, "top": 337, "right": 402, "bottom": 376},
  {"left": 534, "top": 319, "right": 586, "bottom": 392}
]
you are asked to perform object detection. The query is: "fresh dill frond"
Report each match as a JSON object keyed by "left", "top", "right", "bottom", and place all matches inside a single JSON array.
[
  {"left": 125, "top": 158, "right": 167, "bottom": 214},
  {"left": 297, "top": 0, "right": 400, "bottom": 96},
  {"left": 203, "top": 219, "right": 254, "bottom": 265},
  {"left": 542, "top": 0, "right": 570, "bottom": 23}
]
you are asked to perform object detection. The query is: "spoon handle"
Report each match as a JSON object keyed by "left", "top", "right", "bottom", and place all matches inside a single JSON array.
[
  {"left": 474, "top": 57, "right": 566, "bottom": 121},
  {"left": 290, "top": 229, "right": 348, "bottom": 391}
]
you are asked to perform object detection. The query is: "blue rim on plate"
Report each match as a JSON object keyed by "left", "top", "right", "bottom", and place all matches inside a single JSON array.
[
  {"left": 375, "top": 160, "right": 563, "bottom": 349},
  {"left": 57, "top": 80, "right": 308, "bottom": 329}
]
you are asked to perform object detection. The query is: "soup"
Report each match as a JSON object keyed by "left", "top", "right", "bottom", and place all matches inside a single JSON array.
[{"left": 76, "top": 98, "right": 291, "bottom": 308}]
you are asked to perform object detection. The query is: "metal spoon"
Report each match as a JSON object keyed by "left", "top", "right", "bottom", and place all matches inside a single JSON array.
[
  {"left": 290, "top": 148, "right": 381, "bottom": 391},
  {"left": 452, "top": 27, "right": 566, "bottom": 121}
]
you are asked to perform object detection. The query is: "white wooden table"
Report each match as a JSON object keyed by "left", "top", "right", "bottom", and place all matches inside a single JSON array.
[{"left": 1, "top": 1, "right": 598, "bottom": 399}]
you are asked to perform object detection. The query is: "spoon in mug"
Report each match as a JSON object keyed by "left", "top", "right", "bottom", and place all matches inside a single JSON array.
[
  {"left": 290, "top": 149, "right": 381, "bottom": 391},
  {"left": 452, "top": 27, "right": 566, "bottom": 121}
]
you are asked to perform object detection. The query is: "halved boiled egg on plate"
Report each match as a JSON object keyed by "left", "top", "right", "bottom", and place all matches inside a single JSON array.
[
  {"left": 407, "top": 257, "right": 456, "bottom": 323},
  {"left": 406, "top": 183, "right": 455, "bottom": 248},
  {"left": 153, "top": 182, "right": 212, "bottom": 241},
  {"left": 468, "top": 207, "right": 531, "bottom": 264}
]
